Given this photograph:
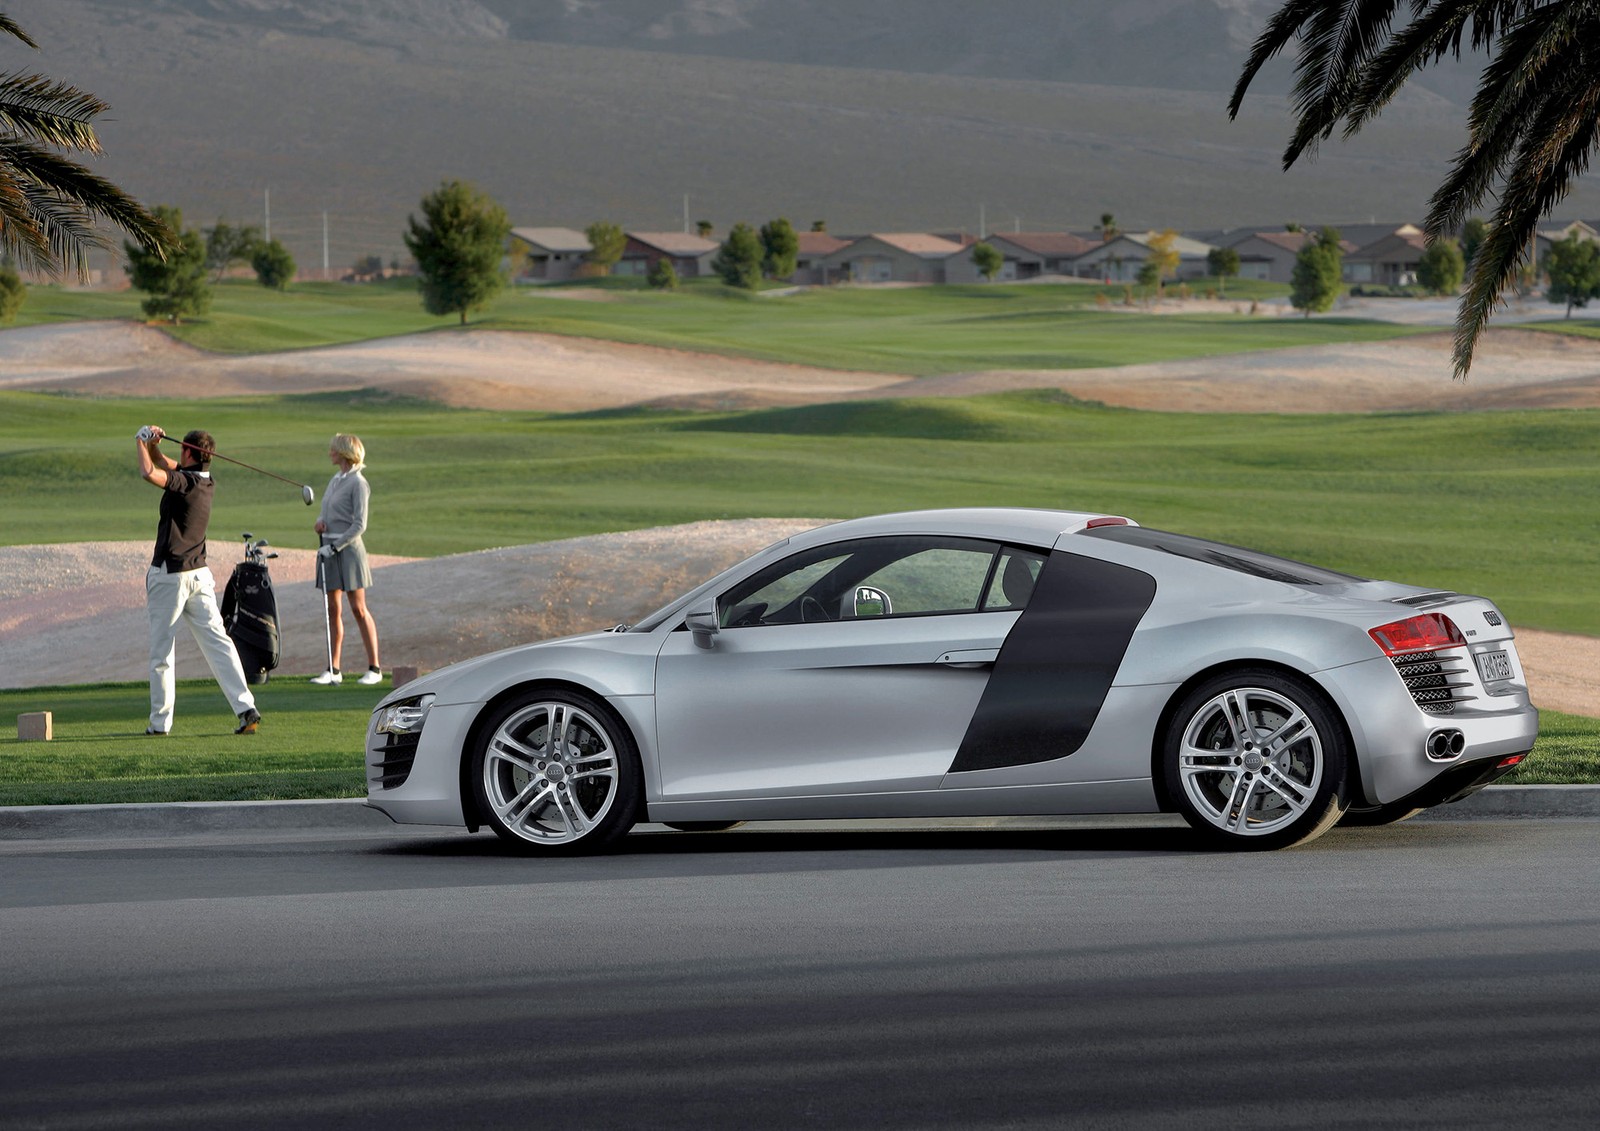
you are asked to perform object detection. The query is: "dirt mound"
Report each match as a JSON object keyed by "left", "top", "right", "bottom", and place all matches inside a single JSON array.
[{"left": 0, "top": 522, "right": 1593, "bottom": 719}]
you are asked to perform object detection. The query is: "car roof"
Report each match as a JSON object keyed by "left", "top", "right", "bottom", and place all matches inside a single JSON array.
[{"left": 784, "top": 508, "right": 1134, "bottom": 552}]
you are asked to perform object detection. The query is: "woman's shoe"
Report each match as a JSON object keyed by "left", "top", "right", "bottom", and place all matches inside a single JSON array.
[
  {"left": 311, "top": 669, "right": 342, "bottom": 685},
  {"left": 357, "top": 667, "right": 383, "bottom": 685}
]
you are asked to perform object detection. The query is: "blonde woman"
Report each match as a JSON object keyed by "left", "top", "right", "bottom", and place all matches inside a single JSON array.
[{"left": 312, "top": 433, "right": 381, "bottom": 685}]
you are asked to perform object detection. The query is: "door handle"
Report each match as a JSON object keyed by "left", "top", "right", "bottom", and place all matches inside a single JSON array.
[{"left": 936, "top": 648, "right": 999, "bottom": 668}]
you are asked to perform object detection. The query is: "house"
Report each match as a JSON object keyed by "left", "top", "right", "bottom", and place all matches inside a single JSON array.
[
  {"left": 1344, "top": 230, "right": 1429, "bottom": 285},
  {"left": 1535, "top": 219, "right": 1600, "bottom": 260},
  {"left": 792, "top": 231, "right": 849, "bottom": 284},
  {"left": 1223, "top": 230, "right": 1361, "bottom": 284},
  {"left": 617, "top": 231, "right": 719, "bottom": 279},
  {"left": 507, "top": 228, "right": 591, "bottom": 283},
  {"left": 1071, "top": 231, "right": 1216, "bottom": 282},
  {"left": 982, "top": 232, "right": 1098, "bottom": 279},
  {"left": 820, "top": 234, "right": 967, "bottom": 284}
]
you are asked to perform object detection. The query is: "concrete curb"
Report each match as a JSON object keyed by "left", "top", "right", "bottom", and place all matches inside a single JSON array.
[{"left": 1, "top": 785, "right": 1597, "bottom": 841}]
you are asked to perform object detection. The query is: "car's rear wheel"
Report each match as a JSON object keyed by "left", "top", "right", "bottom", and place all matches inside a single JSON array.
[
  {"left": 1339, "top": 802, "right": 1424, "bottom": 827},
  {"left": 1162, "top": 669, "right": 1349, "bottom": 850},
  {"left": 471, "top": 689, "right": 641, "bottom": 854},
  {"left": 662, "top": 821, "right": 746, "bottom": 833}
]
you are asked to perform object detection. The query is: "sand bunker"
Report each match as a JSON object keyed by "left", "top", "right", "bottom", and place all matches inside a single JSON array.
[{"left": 6, "top": 319, "right": 1600, "bottom": 413}]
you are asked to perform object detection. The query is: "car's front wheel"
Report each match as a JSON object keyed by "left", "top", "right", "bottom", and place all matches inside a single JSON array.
[
  {"left": 1162, "top": 669, "right": 1349, "bottom": 850},
  {"left": 471, "top": 689, "right": 641, "bottom": 854}
]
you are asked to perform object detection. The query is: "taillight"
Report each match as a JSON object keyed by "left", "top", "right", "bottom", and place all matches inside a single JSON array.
[
  {"left": 1368, "top": 613, "right": 1467, "bottom": 656},
  {"left": 1085, "top": 516, "right": 1131, "bottom": 528}
]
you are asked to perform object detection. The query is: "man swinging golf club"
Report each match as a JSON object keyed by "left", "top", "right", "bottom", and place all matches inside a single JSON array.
[{"left": 136, "top": 425, "right": 262, "bottom": 736}]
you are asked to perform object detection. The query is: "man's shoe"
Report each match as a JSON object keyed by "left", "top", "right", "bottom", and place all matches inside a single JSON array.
[
  {"left": 145, "top": 727, "right": 168, "bottom": 736},
  {"left": 311, "top": 669, "right": 342, "bottom": 685},
  {"left": 357, "top": 667, "right": 383, "bottom": 685},
  {"left": 234, "top": 709, "right": 261, "bottom": 735}
]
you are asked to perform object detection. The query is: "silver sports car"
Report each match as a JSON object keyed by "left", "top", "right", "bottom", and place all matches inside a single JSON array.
[{"left": 366, "top": 508, "right": 1538, "bottom": 851}]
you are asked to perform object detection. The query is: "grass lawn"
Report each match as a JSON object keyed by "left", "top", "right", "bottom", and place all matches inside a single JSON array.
[
  {"left": 10, "top": 277, "right": 1439, "bottom": 373},
  {"left": 4, "top": 389, "right": 1599, "bottom": 635},
  {"left": 0, "top": 678, "right": 386, "bottom": 805},
  {"left": 0, "top": 681, "right": 1590, "bottom": 806}
]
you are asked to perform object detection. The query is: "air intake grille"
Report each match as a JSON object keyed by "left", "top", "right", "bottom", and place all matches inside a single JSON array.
[
  {"left": 370, "top": 732, "right": 420, "bottom": 790},
  {"left": 1390, "top": 650, "right": 1475, "bottom": 715}
]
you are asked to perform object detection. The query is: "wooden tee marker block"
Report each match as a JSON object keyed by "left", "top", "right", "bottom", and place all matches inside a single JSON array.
[{"left": 18, "top": 711, "right": 53, "bottom": 741}]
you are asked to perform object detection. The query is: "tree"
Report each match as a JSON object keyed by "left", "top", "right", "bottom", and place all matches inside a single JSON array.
[
  {"left": 810, "top": 220, "right": 827, "bottom": 232},
  {"left": 403, "top": 180, "right": 510, "bottom": 325},
  {"left": 1096, "top": 213, "right": 1119, "bottom": 243},
  {"left": 584, "top": 221, "right": 625, "bottom": 275},
  {"left": 1144, "top": 229, "right": 1180, "bottom": 295},
  {"left": 204, "top": 221, "right": 260, "bottom": 282},
  {"left": 695, "top": 220, "right": 714, "bottom": 239},
  {"left": 1545, "top": 233, "right": 1600, "bottom": 318},
  {"left": 1290, "top": 226, "right": 1344, "bottom": 317},
  {"left": 0, "top": 260, "right": 24, "bottom": 323},
  {"left": 712, "top": 222, "right": 762, "bottom": 289},
  {"left": 250, "top": 238, "right": 295, "bottom": 290},
  {"left": 1135, "top": 258, "right": 1161, "bottom": 299},
  {"left": 971, "top": 241, "right": 1004, "bottom": 281},
  {"left": 125, "top": 205, "right": 209, "bottom": 324},
  {"left": 647, "top": 256, "right": 679, "bottom": 290},
  {"left": 352, "top": 254, "right": 384, "bottom": 280},
  {"left": 0, "top": 14, "right": 166, "bottom": 276},
  {"left": 1284, "top": 221, "right": 1303, "bottom": 233},
  {"left": 1460, "top": 217, "right": 1488, "bottom": 268},
  {"left": 1231, "top": 1, "right": 1600, "bottom": 377},
  {"left": 1207, "top": 246, "right": 1240, "bottom": 296},
  {"left": 1417, "top": 238, "right": 1466, "bottom": 296},
  {"left": 759, "top": 217, "right": 799, "bottom": 279}
]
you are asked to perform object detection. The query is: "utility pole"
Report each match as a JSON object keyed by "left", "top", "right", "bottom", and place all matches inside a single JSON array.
[
  {"left": 683, "top": 194, "right": 689, "bottom": 234},
  {"left": 322, "top": 211, "right": 329, "bottom": 280},
  {"left": 979, "top": 202, "right": 986, "bottom": 239},
  {"left": 264, "top": 188, "right": 271, "bottom": 243}
]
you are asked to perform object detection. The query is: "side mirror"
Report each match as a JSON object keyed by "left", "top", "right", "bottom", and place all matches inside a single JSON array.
[
  {"left": 852, "top": 586, "right": 893, "bottom": 618},
  {"left": 684, "top": 606, "right": 720, "bottom": 649}
]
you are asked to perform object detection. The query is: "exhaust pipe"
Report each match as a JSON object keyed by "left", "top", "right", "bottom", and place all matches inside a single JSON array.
[{"left": 1426, "top": 729, "right": 1466, "bottom": 760}]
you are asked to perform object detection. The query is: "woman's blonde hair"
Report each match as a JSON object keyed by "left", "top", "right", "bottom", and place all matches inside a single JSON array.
[{"left": 331, "top": 433, "right": 366, "bottom": 468}]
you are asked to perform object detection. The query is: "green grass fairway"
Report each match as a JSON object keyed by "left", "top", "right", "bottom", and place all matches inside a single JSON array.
[
  {"left": 0, "top": 679, "right": 386, "bottom": 806},
  {"left": 12, "top": 277, "right": 1434, "bottom": 373},
  {"left": 5, "top": 390, "right": 1598, "bottom": 635},
  {"left": 0, "top": 681, "right": 1590, "bottom": 805}
]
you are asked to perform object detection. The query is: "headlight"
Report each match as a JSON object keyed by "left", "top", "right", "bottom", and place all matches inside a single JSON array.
[{"left": 374, "top": 694, "right": 435, "bottom": 736}]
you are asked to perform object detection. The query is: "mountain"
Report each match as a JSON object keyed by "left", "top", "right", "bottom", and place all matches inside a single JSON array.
[{"left": 10, "top": 0, "right": 1592, "bottom": 274}]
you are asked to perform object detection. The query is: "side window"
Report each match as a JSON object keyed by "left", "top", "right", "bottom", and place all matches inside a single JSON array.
[
  {"left": 854, "top": 546, "right": 996, "bottom": 616},
  {"left": 981, "top": 548, "right": 1046, "bottom": 611},
  {"left": 717, "top": 536, "right": 1002, "bottom": 626}
]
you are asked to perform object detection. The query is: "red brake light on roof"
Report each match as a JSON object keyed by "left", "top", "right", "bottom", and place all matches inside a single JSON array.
[
  {"left": 1085, "top": 516, "right": 1131, "bottom": 528},
  {"left": 1368, "top": 614, "right": 1467, "bottom": 656}
]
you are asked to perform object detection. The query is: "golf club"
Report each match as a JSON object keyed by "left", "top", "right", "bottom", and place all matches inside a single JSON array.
[
  {"left": 156, "top": 434, "right": 315, "bottom": 504},
  {"left": 316, "top": 550, "right": 335, "bottom": 678}
]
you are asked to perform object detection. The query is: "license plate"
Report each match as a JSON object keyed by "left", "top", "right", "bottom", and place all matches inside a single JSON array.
[{"left": 1476, "top": 649, "right": 1512, "bottom": 682}]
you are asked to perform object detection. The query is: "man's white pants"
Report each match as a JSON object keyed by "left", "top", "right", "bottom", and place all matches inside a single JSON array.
[{"left": 146, "top": 565, "right": 256, "bottom": 731}]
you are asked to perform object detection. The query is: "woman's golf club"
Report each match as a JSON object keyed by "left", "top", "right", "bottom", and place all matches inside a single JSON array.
[{"left": 158, "top": 434, "right": 315, "bottom": 504}]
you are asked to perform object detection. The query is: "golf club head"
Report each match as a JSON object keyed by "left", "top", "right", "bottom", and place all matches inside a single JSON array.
[{"left": 302, "top": 485, "right": 315, "bottom": 506}]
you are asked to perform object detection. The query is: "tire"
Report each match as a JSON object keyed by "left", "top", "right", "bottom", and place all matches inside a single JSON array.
[
  {"left": 1339, "top": 802, "right": 1424, "bottom": 827},
  {"left": 661, "top": 821, "right": 746, "bottom": 833},
  {"left": 1162, "top": 669, "right": 1350, "bottom": 850},
  {"left": 470, "top": 689, "right": 642, "bottom": 854}
]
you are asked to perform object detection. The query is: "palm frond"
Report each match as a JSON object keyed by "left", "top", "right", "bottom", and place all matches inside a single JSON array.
[
  {"left": 1228, "top": 0, "right": 1331, "bottom": 118},
  {"left": 0, "top": 72, "right": 110, "bottom": 151},
  {"left": 1283, "top": 0, "right": 1403, "bottom": 165},
  {"left": 0, "top": 174, "right": 52, "bottom": 266},
  {"left": 1344, "top": 1, "right": 1488, "bottom": 130},
  {"left": 1453, "top": 64, "right": 1600, "bottom": 376},
  {"left": 0, "top": 137, "right": 169, "bottom": 275},
  {"left": 0, "top": 14, "right": 39, "bottom": 49}
]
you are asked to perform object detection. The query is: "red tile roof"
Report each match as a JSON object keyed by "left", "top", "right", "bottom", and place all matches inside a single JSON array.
[{"left": 989, "top": 232, "right": 1097, "bottom": 257}]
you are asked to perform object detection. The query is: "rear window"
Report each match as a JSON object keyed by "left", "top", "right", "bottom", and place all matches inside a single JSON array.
[{"left": 1081, "top": 525, "right": 1367, "bottom": 586}]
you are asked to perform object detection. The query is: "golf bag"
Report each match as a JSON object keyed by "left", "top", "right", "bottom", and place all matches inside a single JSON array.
[{"left": 222, "top": 540, "right": 281, "bottom": 685}]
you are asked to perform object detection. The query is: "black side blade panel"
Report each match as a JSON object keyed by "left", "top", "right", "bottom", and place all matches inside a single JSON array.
[{"left": 950, "top": 551, "right": 1156, "bottom": 773}]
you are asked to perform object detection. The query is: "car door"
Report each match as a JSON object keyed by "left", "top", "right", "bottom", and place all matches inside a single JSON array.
[{"left": 653, "top": 536, "right": 1033, "bottom": 801}]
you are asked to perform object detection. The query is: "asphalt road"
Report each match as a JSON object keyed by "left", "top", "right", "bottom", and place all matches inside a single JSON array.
[{"left": 3, "top": 817, "right": 1599, "bottom": 1129}]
